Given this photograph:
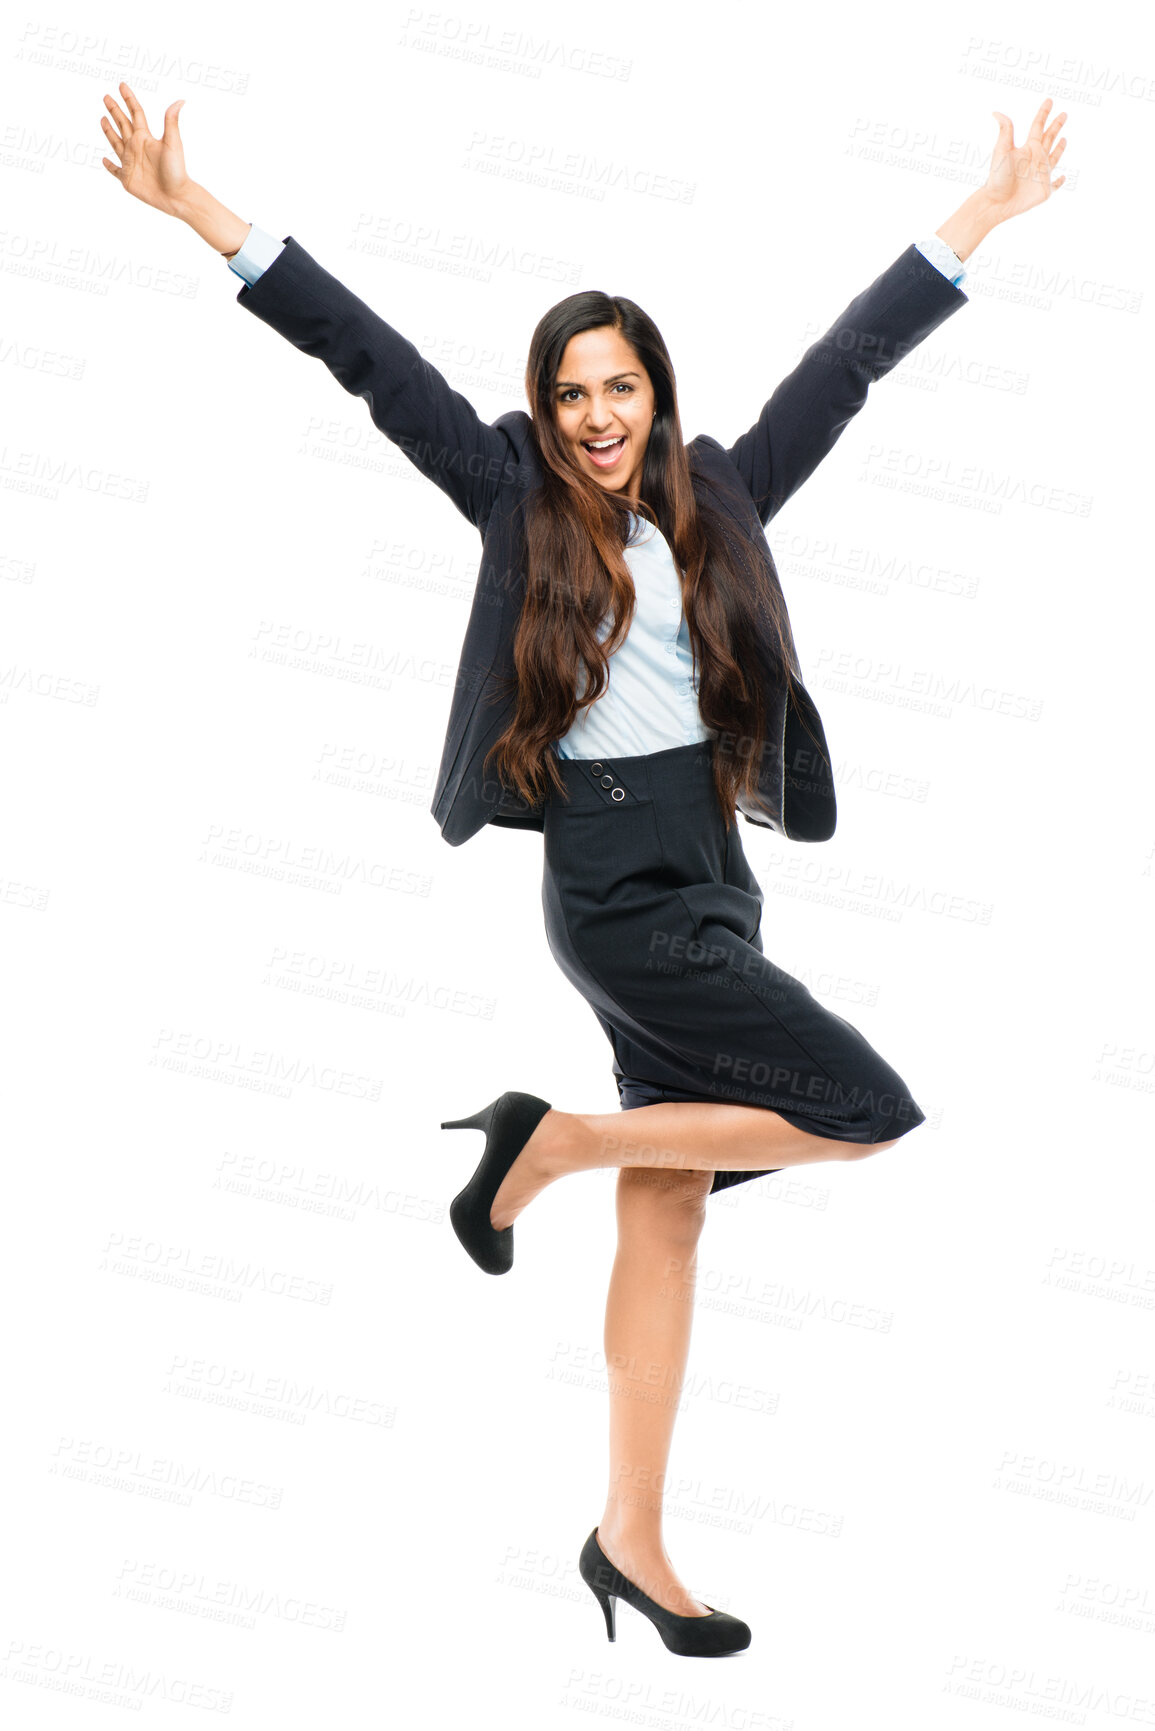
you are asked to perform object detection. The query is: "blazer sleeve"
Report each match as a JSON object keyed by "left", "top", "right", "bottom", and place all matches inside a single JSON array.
[
  {"left": 233, "top": 236, "right": 520, "bottom": 531},
  {"left": 723, "top": 243, "right": 969, "bottom": 527}
]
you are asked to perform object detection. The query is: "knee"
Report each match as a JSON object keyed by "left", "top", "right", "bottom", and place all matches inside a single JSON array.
[
  {"left": 840, "top": 1135, "right": 901, "bottom": 1160},
  {"left": 616, "top": 1166, "right": 712, "bottom": 1242}
]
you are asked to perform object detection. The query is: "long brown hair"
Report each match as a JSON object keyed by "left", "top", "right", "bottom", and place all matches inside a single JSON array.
[{"left": 484, "top": 289, "right": 804, "bottom": 829}]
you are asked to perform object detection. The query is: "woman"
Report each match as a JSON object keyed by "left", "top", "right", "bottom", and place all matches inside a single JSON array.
[{"left": 100, "top": 87, "right": 1067, "bottom": 1657}]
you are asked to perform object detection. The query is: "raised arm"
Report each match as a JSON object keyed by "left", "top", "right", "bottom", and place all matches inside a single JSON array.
[
  {"left": 225, "top": 230, "right": 518, "bottom": 529},
  {"left": 98, "top": 84, "right": 518, "bottom": 531},
  {"left": 723, "top": 241, "right": 968, "bottom": 527},
  {"left": 724, "top": 99, "right": 1069, "bottom": 528}
]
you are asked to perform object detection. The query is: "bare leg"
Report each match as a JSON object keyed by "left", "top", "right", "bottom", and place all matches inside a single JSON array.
[
  {"left": 594, "top": 1164, "right": 715, "bottom": 1617},
  {"left": 490, "top": 1101, "right": 900, "bottom": 1231}
]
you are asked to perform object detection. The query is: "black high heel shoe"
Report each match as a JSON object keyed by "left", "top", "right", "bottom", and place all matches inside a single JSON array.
[
  {"left": 579, "top": 1527, "right": 752, "bottom": 1657},
  {"left": 440, "top": 1092, "right": 553, "bottom": 1275}
]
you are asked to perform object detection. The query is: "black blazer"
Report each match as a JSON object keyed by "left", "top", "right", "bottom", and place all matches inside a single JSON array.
[{"left": 235, "top": 240, "right": 968, "bottom": 847}]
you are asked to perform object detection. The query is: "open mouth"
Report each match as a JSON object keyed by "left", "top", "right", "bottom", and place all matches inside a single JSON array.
[{"left": 581, "top": 435, "right": 626, "bottom": 469}]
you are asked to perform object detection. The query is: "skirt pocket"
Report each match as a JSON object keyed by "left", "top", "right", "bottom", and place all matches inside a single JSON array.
[{"left": 543, "top": 796, "right": 664, "bottom": 908}]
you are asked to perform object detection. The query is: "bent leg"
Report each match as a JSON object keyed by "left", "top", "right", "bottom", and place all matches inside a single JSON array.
[
  {"left": 590, "top": 1100, "right": 903, "bottom": 1177},
  {"left": 489, "top": 1101, "right": 903, "bottom": 1230}
]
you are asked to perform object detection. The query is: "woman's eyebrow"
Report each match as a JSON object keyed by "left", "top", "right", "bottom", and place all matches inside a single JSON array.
[{"left": 555, "top": 371, "right": 642, "bottom": 388}]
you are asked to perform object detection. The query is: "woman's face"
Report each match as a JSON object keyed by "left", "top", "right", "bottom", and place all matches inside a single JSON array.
[{"left": 553, "top": 326, "right": 655, "bottom": 505}]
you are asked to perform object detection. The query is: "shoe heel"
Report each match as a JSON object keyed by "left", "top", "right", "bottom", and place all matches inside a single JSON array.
[
  {"left": 589, "top": 1584, "right": 617, "bottom": 1641},
  {"left": 440, "top": 1108, "right": 491, "bottom": 1132}
]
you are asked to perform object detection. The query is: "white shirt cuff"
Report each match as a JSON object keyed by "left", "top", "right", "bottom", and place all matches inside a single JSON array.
[
  {"left": 226, "top": 223, "right": 286, "bottom": 286},
  {"left": 913, "top": 232, "right": 967, "bottom": 288}
]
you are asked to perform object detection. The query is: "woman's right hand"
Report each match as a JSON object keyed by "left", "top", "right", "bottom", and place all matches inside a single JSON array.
[{"left": 99, "top": 82, "right": 190, "bottom": 216}]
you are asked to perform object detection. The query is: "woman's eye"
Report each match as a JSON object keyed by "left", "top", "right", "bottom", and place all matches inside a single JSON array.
[{"left": 558, "top": 384, "right": 634, "bottom": 402}]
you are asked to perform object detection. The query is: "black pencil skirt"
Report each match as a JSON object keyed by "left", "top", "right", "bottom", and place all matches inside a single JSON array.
[{"left": 540, "top": 739, "right": 926, "bottom": 1195}]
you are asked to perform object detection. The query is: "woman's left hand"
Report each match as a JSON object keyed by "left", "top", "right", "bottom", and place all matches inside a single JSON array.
[{"left": 983, "top": 98, "right": 1068, "bottom": 222}]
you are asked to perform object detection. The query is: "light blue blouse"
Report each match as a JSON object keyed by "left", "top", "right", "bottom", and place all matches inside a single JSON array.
[
  {"left": 227, "top": 225, "right": 966, "bottom": 759},
  {"left": 556, "top": 510, "right": 715, "bottom": 760}
]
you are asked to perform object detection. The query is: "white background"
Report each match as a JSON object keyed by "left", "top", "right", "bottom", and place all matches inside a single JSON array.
[{"left": 3, "top": 0, "right": 1153, "bottom": 1725}]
